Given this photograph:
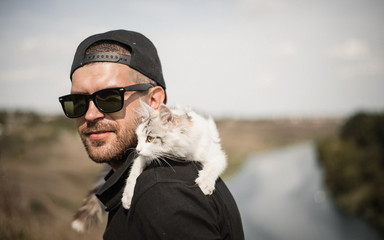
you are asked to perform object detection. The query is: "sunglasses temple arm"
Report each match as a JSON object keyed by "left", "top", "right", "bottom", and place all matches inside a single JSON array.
[{"left": 123, "top": 83, "right": 154, "bottom": 91}]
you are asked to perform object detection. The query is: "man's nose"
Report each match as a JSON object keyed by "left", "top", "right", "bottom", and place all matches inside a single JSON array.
[{"left": 84, "top": 100, "right": 104, "bottom": 121}]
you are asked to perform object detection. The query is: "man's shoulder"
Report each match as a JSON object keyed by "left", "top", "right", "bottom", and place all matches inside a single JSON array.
[
  {"left": 135, "top": 160, "right": 201, "bottom": 191},
  {"left": 131, "top": 159, "right": 229, "bottom": 208},
  {"left": 129, "top": 160, "right": 209, "bottom": 211}
]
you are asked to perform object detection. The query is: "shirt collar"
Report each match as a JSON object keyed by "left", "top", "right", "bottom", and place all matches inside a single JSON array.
[{"left": 96, "top": 152, "right": 136, "bottom": 211}]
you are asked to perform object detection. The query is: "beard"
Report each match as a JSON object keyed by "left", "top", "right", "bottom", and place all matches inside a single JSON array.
[{"left": 79, "top": 120, "right": 138, "bottom": 167}]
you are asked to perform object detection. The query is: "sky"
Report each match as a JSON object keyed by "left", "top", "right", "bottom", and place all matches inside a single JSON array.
[{"left": 0, "top": 0, "right": 383, "bottom": 118}]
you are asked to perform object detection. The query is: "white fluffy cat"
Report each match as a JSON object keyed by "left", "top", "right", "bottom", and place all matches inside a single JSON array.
[{"left": 121, "top": 102, "right": 227, "bottom": 209}]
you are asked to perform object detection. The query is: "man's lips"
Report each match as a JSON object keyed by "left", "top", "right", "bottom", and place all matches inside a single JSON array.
[{"left": 85, "top": 130, "right": 115, "bottom": 140}]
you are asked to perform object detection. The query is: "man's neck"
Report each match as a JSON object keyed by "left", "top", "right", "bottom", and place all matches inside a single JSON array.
[{"left": 108, "top": 149, "right": 136, "bottom": 171}]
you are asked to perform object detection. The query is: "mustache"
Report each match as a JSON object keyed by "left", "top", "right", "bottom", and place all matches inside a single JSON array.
[{"left": 80, "top": 121, "right": 118, "bottom": 135}]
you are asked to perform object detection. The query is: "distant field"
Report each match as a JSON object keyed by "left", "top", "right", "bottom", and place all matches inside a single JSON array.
[
  {"left": 217, "top": 118, "right": 342, "bottom": 177},
  {"left": 0, "top": 111, "right": 342, "bottom": 240}
]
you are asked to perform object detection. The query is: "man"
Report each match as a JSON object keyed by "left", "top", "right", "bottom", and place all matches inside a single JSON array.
[{"left": 59, "top": 29, "right": 244, "bottom": 239}]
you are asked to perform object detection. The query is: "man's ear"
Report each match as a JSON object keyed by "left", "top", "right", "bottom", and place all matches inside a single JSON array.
[{"left": 147, "top": 86, "right": 166, "bottom": 110}]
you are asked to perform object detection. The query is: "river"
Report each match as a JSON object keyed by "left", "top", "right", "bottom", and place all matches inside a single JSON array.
[{"left": 227, "top": 142, "right": 382, "bottom": 240}]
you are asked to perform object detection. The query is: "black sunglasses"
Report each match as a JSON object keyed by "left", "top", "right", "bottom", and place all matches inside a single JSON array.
[{"left": 59, "top": 83, "right": 153, "bottom": 118}]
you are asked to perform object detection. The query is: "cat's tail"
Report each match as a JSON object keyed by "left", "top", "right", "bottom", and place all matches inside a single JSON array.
[
  {"left": 71, "top": 164, "right": 111, "bottom": 233},
  {"left": 71, "top": 190, "right": 104, "bottom": 232}
]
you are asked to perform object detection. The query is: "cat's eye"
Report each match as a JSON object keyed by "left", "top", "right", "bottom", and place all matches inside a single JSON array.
[{"left": 146, "top": 136, "right": 155, "bottom": 143}]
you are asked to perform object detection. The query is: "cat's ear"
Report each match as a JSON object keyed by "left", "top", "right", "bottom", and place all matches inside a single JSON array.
[
  {"left": 159, "top": 104, "right": 174, "bottom": 125},
  {"left": 139, "top": 100, "right": 154, "bottom": 119}
]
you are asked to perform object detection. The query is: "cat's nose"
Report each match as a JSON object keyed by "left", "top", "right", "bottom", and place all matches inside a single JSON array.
[{"left": 136, "top": 149, "right": 141, "bottom": 154}]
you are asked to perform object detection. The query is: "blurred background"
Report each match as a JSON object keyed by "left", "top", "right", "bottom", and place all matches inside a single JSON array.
[{"left": 0, "top": 0, "right": 383, "bottom": 239}]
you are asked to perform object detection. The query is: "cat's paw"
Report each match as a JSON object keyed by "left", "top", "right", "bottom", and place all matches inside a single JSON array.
[
  {"left": 121, "top": 192, "right": 132, "bottom": 210},
  {"left": 195, "top": 177, "right": 215, "bottom": 195}
]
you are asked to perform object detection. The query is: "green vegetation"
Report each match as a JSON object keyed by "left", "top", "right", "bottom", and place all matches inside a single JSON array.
[{"left": 316, "top": 112, "right": 384, "bottom": 236}]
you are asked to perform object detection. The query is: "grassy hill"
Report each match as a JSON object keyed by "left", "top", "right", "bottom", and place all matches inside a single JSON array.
[{"left": 0, "top": 111, "right": 341, "bottom": 240}]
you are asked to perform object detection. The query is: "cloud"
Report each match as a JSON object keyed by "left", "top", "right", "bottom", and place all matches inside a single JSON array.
[
  {"left": 330, "top": 39, "right": 370, "bottom": 60},
  {"left": 338, "top": 59, "right": 384, "bottom": 79},
  {"left": 19, "top": 34, "right": 74, "bottom": 56},
  {"left": 239, "top": 0, "right": 286, "bottom": 11},
  {"left": 1, "top": 67, "right": 44, "bottom": 83},
  {"left": 328, "top": 38, "right": 384, "bottom": 79},
  {"left": 255, "top": 72, "right": 277, "bottom": 88},
  {"left": 276, "top": 43, "right": 298, "bottom": 57}
]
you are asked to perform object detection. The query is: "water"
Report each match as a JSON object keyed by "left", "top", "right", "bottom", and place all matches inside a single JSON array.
[{"left": 227, "top": 142, "right": 382, "bottom": 240}]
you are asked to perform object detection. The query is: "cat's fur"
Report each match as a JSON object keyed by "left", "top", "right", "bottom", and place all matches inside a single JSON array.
[
  {"left": 121, "top": 102, "right": 227, "bottom": 209},
  {"left": 71, "top": 165, "right": 111, "bottom": 232}
]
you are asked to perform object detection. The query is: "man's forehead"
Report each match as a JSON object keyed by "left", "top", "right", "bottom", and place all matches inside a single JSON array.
[{"left": 71, "top": 63, "right": 134, "bottom": 93}]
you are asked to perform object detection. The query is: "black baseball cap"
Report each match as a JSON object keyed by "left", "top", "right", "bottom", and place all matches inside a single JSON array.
[{"left": 70, "top": 30, "right": 166, "bottom": 90}]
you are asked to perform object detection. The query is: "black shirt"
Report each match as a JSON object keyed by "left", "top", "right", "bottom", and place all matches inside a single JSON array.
[{"left": 96, "top": 157, "right": 244, "bottom": 240}]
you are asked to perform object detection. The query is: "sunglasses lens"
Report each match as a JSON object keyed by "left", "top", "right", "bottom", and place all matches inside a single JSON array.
[
  {"left": 61, "top": 95, "right": 87, "bottom": 118},
  {"left": 95, "top": 89, "right": 123, "bottom": 113}
]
